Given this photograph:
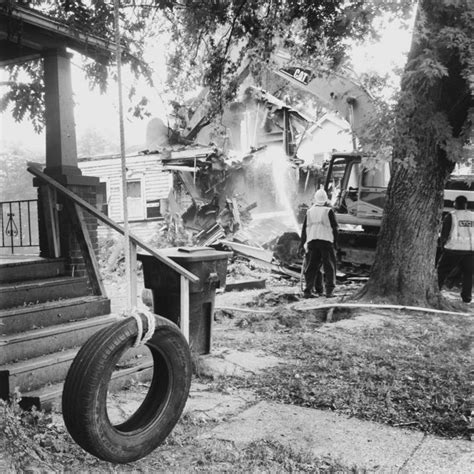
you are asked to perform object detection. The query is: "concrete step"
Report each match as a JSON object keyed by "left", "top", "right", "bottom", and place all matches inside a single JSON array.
[
  {"left": 0, "top": 345, "right": 151, "bottom": 400},
  {"left": 0, "top": 258, "right": 66, "bottom": 283},
  {"left": 0, "top": 314, "right": 120, "bottom": 365},
  {"left": 0, "top": 295, "right": 111, "bottom": 335},
  {"left": 0, "top": 276, "right": 89, "bottom": 310},
  {"left": 19, "top": 359, "right": 154, "bottom": 411}
]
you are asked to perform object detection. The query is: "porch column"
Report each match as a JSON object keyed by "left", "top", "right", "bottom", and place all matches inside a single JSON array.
[
  {"left": 37, "top": 48, "right": 101, "bottom": 276},
  {"left": 43, "top": 48, "right": 80, "bottom": 176}
]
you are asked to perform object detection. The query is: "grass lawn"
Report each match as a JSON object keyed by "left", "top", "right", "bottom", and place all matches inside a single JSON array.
[
  {"left": 213, "top": 304, "right": 472, "bottom": 439},
  {"left": 1, "top": 286, "right": 471, "bottom": 471},
  {"left": 1, "top": 399, "right": 356, "bottom": 473}
]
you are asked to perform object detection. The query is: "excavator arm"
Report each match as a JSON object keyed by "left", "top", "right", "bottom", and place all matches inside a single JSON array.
[{"left": 275, "top": 66, "right": 376, "bottom": 139}]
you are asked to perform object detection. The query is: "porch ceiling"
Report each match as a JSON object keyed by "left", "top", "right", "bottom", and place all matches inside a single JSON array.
[{"left": 0, "top": 1, "right": 115, "bottom": 66}]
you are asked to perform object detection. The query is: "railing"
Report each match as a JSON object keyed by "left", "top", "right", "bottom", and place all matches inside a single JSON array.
[
  {"left": 27, "top": 164, "right": 199, "bottom": 341},
  {"left": 1, "top": 199, "right": 39, "bottom": 253}
]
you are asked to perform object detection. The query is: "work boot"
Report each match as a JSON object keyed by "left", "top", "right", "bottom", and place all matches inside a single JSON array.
[
  {"left": 302, "top": 291, "right": 314, "bottom": 299},
  {"left": 325, "top": 292, "right": 335, "bottom": 298}
]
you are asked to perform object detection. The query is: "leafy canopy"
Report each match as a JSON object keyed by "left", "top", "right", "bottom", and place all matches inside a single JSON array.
[
  {"left": 1, "top": 0, "right": 414, "bottom": 132},
  {"left": 161, "top": 0, "right": 413, "bottom": 113},
  {"left": 1, "top": 0, "right": 156, "bottom": 131},
  {"left": 392, "top": 0, "right": 473, "bottom": 166}
]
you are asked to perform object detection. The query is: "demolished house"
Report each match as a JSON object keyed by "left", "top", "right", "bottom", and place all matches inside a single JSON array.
[
  {"left": 151, "top": 88, "right": 333, "bottom": 246},
  {"left": 78, "top": 85, "right": 353, "bottom": 270}
]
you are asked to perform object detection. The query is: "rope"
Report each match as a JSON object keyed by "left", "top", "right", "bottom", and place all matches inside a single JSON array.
[
  {"left": 114, "top": 0, "right": 132, "bottom": 310},
  {"left": 125, "top": 308, "right": 157, "bottom": 347}
]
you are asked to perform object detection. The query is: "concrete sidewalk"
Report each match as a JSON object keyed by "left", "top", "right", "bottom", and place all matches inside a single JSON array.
[
  {"left": 188, "top": 350, "right": 472, "bottom": 473},
  {"left": 197, "top": 400, "right": 471, "bottom": 473},
  {"left": 105, "top": 349, "right": 471, "bottom": 472}
]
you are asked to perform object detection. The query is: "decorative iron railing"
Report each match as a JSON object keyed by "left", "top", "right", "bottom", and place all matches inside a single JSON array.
[{"left": 1, "top": 199, "right": 39, "bottom": 253}]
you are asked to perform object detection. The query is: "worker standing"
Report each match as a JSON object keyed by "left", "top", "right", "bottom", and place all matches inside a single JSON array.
[
  {"left": 300, "top": 189, "right": 338, "bottom": 298},
  {"left": 437, "top": 195, "right": 474, "bottom": 303}
]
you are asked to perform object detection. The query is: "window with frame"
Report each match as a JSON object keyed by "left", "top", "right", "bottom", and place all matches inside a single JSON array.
[{"left": 127, "top": 180, "right": 144, "bottom": 220}]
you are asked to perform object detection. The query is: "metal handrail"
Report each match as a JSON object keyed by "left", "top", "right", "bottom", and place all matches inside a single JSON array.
[
  {"left": 1, "top": 199, "right": 39, "bottom": 253},
  {"left": 27, "top": 164, "right": 199, "bottom": 283}
]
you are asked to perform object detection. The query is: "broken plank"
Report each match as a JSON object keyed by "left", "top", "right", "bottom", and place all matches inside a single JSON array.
[
  {"left": 178, "top": 171, "right": 201, "bottom": 200},
  {"left": 225, "top": 279, "right": 266, "bottom": 292},
  {"left": 220, "top": 240, "right": 273, "bottom": 263},
  {"left": 170, "top": 147, "right": 215, "bottom": 159},
  {"left": 231, "top": 198, "right": 241, "bottom": 226},
  {"left": 271, "top": 264, "right": 300, "bottom": 279},
  {"left": 163, "top": 165, "right": 198, "bottom": 172}
]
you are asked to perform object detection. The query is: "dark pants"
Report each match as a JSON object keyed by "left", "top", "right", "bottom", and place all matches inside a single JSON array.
[
  {"left": 437, "top": 250, "right": 473, "bottom": 303},
  {"left": 304, "top": 240, "right": 336, "bottom": 295}
]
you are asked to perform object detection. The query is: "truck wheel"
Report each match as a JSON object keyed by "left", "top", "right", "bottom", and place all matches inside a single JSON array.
[{"left": 62, "top": 314, "right": 192, "bottom": 464}]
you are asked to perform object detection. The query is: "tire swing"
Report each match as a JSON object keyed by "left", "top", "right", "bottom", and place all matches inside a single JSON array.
[{"left": 62, "top": 312, "right": 192, "bottom": 464}]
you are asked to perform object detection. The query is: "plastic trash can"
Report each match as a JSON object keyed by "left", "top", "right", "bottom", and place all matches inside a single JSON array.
[{"left": 138, "top": 247, "right": 232, "bottom": 354}]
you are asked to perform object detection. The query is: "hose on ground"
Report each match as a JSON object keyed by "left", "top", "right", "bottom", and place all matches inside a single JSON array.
[{"left": 215, "top": 303, "right": 472, "bottom": 317}]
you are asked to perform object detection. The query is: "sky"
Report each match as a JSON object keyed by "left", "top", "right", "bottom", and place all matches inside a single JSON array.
[{"left": 0, "top": 12, "right": 415, "bottom": 156}]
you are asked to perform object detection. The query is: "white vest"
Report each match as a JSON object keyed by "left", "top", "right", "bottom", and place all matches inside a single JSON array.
[
  {"left": 306, "top": 205, "right": 333, "bottom": 243},
  {"left": 445, "top": 210, "right": 474, "bottom": 251}
]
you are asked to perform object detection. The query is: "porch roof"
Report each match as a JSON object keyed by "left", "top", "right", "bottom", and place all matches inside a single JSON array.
[{"left": 0, "top": 1, "right": 115, "bottom": 66}]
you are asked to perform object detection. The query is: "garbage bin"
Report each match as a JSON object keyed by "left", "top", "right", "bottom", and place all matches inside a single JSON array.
[{"left": 138, "top": 247, "right": 232, "bottom": 354}]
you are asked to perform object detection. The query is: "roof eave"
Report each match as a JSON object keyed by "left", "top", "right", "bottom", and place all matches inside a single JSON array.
[{"left": 0, "top": 2, "right": 115, "bottom": 63}]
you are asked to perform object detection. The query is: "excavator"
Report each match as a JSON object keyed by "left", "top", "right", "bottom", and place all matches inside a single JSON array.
[
  {"left": 273, "top": 59, "right": 474, "bottom": 266},
  {"left": 165, "top": 50, "right": 473, "bottom": 266}
]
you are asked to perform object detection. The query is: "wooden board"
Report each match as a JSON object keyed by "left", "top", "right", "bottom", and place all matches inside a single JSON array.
[
  {"left": 64, "top": 201, "right": 105, "bottom": 296},
  {"left": 39, "top": 186, "right": 60, "bottom": 258}
]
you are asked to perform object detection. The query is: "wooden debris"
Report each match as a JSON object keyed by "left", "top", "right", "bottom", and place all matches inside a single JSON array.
[
  {"left": 220, "top": 240, "right": 273, "bottom": 263},
  {"left": 225, "top": 279, "right": 266, "bottom": 292}
]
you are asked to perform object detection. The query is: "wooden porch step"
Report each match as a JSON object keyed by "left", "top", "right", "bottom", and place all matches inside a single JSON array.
[
  {"left": 0, "top": 348, "right": 79, "bottom": 399},
  {"left": 0, "top": 275, "right": 89, "bottom": 310},
  {"left": 0, "top": 295, "right": 111, "bottom": 335},
  {"left": 0, "top": 344, "right": 151, "bottom": 400},
  {"left": 0, "top": 258, "right": 66, "bottom": 283},
  {"left": 0, "top": 314, "right": 120, "bottom": 365},
  {"left": 19, "top": 359, "right": 154, "bottom": 411}
]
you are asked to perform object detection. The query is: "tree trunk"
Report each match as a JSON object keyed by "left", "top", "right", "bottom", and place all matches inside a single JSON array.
[
  {"left": 356, "top": 0, "right": 471, "bottom": 307},
  {"left": 358, "top": 150, "right": 448, "bottom": 306}
]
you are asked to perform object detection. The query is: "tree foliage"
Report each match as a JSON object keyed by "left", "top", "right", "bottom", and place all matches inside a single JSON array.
[
  {"left": 0, "top": 142, "right": 43, "bottom": 201},
  {"left": 392, "top": 0, "right": 472, "bottom": 167},
  {"left": 161, "top": 0, "right": 413, "bottom": 115},
  {"left": 0, "top": 0, "right": 155, "bottom": 131},
  {"left": 1, "top": 0, "right": 414, "bottom": 132}
]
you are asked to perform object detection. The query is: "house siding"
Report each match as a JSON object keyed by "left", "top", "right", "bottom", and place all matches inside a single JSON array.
[
  {"left": 79, "top": 154, "right": 172, "bottom": 217},
  {"left": 79, "top": 153, "right": 172, "bottom": 244},
  {"left": 97, "top": 220, "right": 164, "bottom": 243}
]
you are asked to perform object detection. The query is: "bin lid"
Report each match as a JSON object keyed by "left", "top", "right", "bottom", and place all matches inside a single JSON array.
[{"left": 138, "top": 247, "right": 232, "bottom": 262}]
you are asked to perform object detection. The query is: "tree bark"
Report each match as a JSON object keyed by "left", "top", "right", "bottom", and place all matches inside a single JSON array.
[
  {"left": 358, "top": 150, "right": 448, "bottom": 306},
  {"left": 356, "top": 0, "right": 471, "bottom": 307}
]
